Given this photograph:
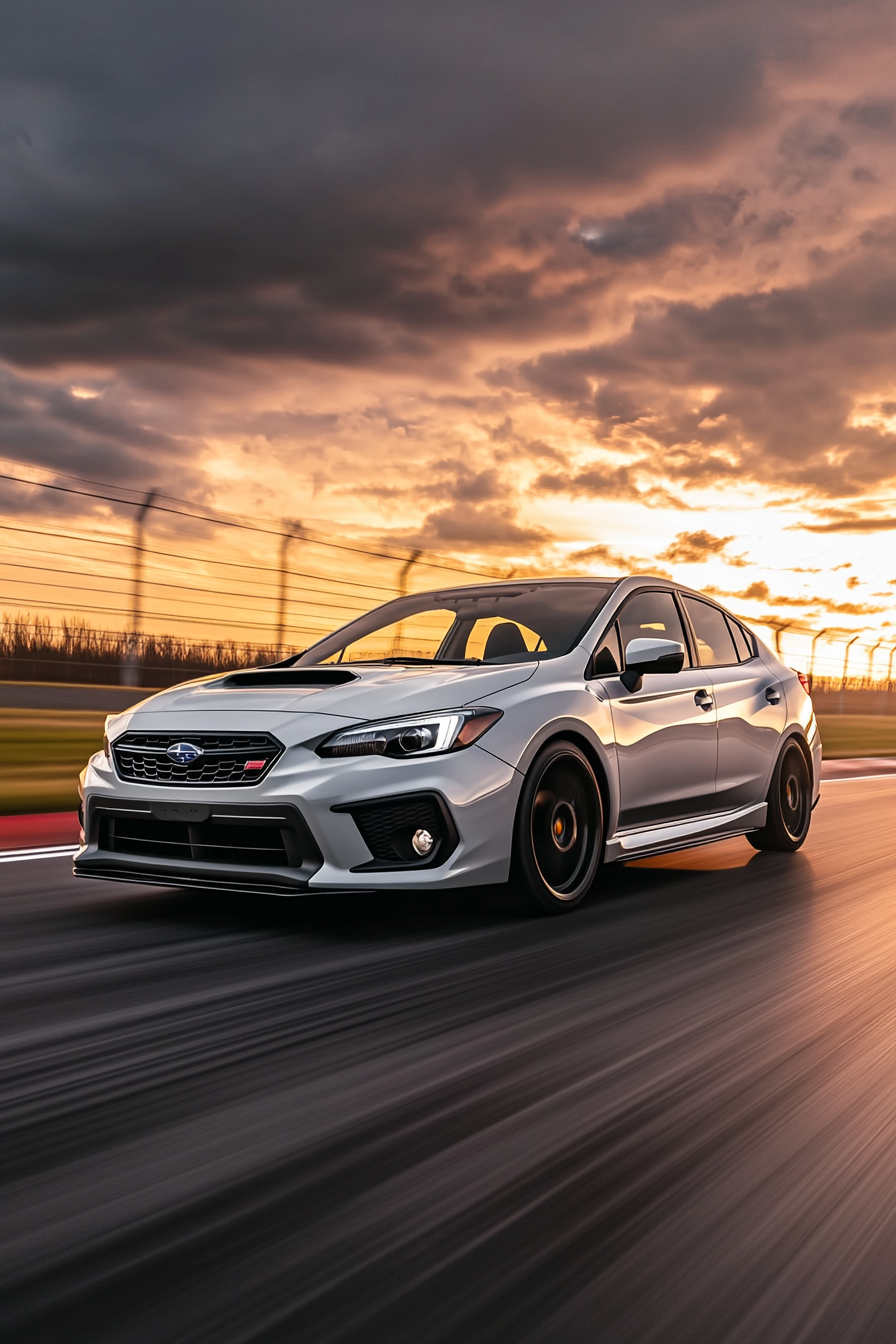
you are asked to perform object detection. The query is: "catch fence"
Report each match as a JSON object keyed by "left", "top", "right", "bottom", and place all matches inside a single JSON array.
[{"left": 1, "top": 462, "right": 893, "bottom": 699}]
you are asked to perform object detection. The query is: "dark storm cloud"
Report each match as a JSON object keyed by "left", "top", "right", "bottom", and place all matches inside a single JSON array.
[
  {"left": 513, "top": 248, "right": 896, "bottom": 497},
  {"left": 839, "top": 98, "right": 896, "bottom": 136},
  {"left": 0, "top": 365, "right": 221, "bottom": 546},
  {"left": 574, "top": 190, "right": 746, "bottom": 260},
  {"left": 536, "top": 463, "right": 644, "bottom": 500},
  {"left": 0, "top": 367, "right": 203, "bottom": 500},
  {"left": 774, "top": 120, "right": 849, "bottom": 192},
  {"left": 535, "top": 462, "right": 689, "bottom": 510},
  {"left": 397, "top": 504, "right": 549, "bottom": 552},
  {"left": 0, "top": 0, "right": 795, "bottom": 371},
  {"left": 350, "top": 454, "right": 550, "bottom": 552}
]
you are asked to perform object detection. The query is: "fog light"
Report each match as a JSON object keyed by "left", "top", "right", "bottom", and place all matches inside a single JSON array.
[{"left": 412, "top": 827, "right": 435, "bottom": 856}]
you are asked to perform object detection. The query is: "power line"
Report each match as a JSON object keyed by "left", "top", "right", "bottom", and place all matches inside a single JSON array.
[
  {"left": 1, "top": 553, "right": 387, "bottom": 608},
  {"left": 0, "top": 470, "right": 502, "bottom": 578},
  {"left": 1, "top": 596, "right": 338, "bottom": 635},
  {"left": 0, "top": 452, "right": 507, "bottom": 576},
  {"left": 3, "top": 574, "right": 372, "bottom": 623},
  {"left": 1, "top": 524, "right": 410, "bottom": 597}
]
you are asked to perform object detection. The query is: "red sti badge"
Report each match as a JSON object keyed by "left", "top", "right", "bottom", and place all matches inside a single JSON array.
[{"left": 244, "top": 760, "right": 266, "bottom": 770}]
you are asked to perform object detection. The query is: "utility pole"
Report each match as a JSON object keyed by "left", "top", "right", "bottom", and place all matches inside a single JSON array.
[
  {"left": 122, "top": 489, "right": 158, "bottom": 687},
  {"left": 275, "top": 521, "right": 303, "bottom": 658}
]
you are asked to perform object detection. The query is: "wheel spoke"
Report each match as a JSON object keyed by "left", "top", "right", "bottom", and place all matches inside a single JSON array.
[
  {"left": 780, "top": 746, "right": 809, "bottom": 842},
  {"left": 530, "top": 755, "right": 596, "bottom": 896}
]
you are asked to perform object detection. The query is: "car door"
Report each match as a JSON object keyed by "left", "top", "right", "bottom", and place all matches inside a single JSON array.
[
  {"left": 593, "top": 589, "right": 718, "bottom": 829},
  {"left": 678, "top": 595, "right": 786, "bottom": 812}
]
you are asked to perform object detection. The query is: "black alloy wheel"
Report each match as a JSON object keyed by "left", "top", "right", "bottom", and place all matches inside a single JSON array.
[
  {"left": 747, "top": 740, "right": 812, "bottom": 853},
  {"left": 511, "top": 740, "right": 603, "bottom": 913}
]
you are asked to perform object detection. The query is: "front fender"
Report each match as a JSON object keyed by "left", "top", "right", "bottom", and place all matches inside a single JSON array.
[{"left": 482, "top": 709, "right": 621, "bottom": 840}]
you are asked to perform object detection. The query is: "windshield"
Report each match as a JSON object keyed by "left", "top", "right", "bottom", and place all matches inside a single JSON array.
[{"left": 298, "top": 582, "right": 615, "bottom": 666}]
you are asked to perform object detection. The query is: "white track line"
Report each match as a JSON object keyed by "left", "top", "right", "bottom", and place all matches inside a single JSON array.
[
  {"left": 821, "top": 774, "right": 896, "bottom": 783},
  {"left": 0, "top": 845, "right": 79, "bottom": 863}
]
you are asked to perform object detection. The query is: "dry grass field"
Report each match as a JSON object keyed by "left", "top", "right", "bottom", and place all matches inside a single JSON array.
[{"left": 0, "top": 711, "right": 105, "bottom": 815}]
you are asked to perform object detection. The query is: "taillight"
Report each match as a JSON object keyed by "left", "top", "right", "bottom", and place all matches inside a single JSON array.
[{"left": 796, "top": 671, "right": 810, "bottom": 694}]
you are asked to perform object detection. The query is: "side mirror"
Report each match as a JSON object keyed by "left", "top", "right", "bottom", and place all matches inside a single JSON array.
[{"left": 620, "top": 637, "right": 685, "bottom": 692}]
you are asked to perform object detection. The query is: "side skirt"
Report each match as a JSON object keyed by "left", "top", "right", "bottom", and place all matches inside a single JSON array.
[{"left": 604, "top": 802, "right": 767, "bottom": 864}]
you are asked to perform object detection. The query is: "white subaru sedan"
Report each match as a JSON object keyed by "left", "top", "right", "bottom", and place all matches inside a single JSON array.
[{"left": 75, "top": 576, "right": 821, "bottom": 913}]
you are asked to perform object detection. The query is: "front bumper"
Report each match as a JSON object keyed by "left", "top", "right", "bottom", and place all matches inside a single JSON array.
[
  {"left": 75, "top": 736, "right": 521, "bottom": 895},
  {"left": 74, "top": 798, "right": 327, "bottom": 897}
]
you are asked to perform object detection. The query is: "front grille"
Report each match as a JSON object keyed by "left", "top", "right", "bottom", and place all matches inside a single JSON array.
[
  {"left": 112, "top": 732, "right": 283, "bottom": 787},
  {"left": 336, "top": 792, "right": 458, "bottom": 870},
  {"left": 100, "top": 815, "right": 292, "bottom": 867}
]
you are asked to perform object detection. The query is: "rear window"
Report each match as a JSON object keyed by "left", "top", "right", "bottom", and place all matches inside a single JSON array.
[
  {"left": 726, "top": 616, "right": 755, "bottom": 661},
  {"left": 681, "top": 596, "right": 738, "bottom": 668}
]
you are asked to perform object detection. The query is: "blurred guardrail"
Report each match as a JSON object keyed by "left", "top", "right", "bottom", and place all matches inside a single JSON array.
[{"left": 1, "top": 462, "right": 893, "bottom": 709}]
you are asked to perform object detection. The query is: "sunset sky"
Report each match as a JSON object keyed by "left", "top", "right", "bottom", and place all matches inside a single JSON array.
[{"left": 1, "top": 0, "right": 895, "bottom": 650}]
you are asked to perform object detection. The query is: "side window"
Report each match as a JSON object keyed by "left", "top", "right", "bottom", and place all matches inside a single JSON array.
[
  {"left": 616, "top": 591, "right": 689, "bottom": 668},
  {"left": 725, "top": 615, "right": 754, "bottom": 662},
  {"left": 681, "top": 597, "right": 738, "bottom": 667},
  {"left": 590, "top": 624, "right": 622, "bottom": 676}
]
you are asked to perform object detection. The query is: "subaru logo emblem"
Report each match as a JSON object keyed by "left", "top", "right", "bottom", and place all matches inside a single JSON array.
[{"left": 167, "top": 741, "right": 203, "bottom": 765}]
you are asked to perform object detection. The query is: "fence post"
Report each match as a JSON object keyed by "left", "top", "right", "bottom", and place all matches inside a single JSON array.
[
  {"left": 391, "top": 550, "right": 422, "bottom": 657},
  {"left": 808, "top": 627, "right": 830, "bottom": 692},
  {"left": 121, "top": 489, "right": 158, "bottom": 687},
  {"left": 866, "top": 638, "right": 882, "bottom": 708},
  {"left": 838, "top": 633, "right": 860, "bottom": 710},
  {"left": 275, "top": 521, "right": 303, "bottom": 658},
  {"left": 398, "top": 549, "right": 422, "bottom": 599},
  {"left": 887, "top": 643, "right": 896, "bottom": 693}
]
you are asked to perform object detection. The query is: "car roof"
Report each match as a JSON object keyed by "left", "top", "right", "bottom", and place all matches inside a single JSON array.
[
  {"left": 413, "top": 574, "right": 745, "bottom": 619},
  {"left": 416, "top": 574, "right": 675, "bottom": 598}
]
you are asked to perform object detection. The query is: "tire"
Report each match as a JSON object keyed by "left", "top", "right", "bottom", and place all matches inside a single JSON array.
[
  {"left": 746, "top": 739, "right": 812, "bottom": 853},
  {"left": 510, "top": 740, "right": 603, "bottom": 913}
]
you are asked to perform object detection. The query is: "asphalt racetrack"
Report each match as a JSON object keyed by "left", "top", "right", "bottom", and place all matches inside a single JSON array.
[{"left": 1, "top": 777, "right": 894, "bottom": 1343}]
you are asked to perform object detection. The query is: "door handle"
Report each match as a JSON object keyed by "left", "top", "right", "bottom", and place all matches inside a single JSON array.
[
  {"left": 694, "top": 690, "right": 714, "bottom": 711},
  {"left": 765, "top": 686, "right": 781, "bottom": 704}
]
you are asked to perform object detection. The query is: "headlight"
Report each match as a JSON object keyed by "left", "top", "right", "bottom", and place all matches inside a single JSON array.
[{"left": 317, "top": 707, "right": 502, "bottom": 759}]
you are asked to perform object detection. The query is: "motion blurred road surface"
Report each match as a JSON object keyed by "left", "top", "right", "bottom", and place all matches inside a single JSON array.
[{"left": 1, "top": 777, "right": 893, "bottom": 1343}]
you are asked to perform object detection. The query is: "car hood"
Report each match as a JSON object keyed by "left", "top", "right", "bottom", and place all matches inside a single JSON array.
[{"left": 121, "top": 661, "right": 538, "bottom": 723}]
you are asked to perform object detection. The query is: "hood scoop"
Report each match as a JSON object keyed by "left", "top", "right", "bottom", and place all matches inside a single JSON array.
[{"left": 213, "top": 668, "right": 358, "bottom": 689}]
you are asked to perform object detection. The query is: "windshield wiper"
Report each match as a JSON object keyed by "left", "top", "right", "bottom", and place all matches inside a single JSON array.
[{"left": 356, "top": 656, "right": 482, "bottom": 665}]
